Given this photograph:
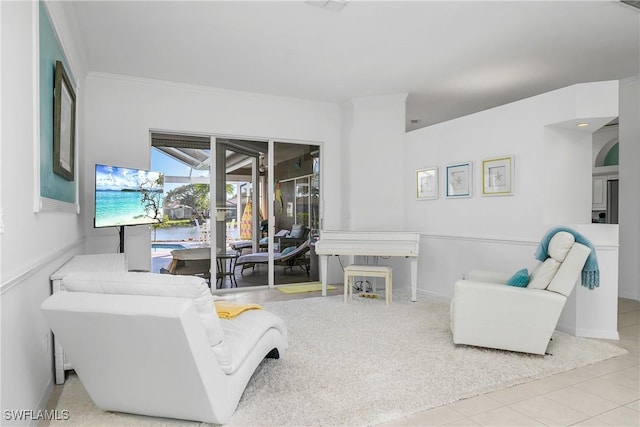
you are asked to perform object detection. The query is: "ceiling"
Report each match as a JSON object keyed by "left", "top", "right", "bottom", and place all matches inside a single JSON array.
[{"left": 62, "top": 1, "right": 639, "bottom": 131}]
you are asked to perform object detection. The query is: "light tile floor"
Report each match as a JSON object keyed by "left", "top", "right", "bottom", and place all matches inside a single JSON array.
[{"left": 229, "top": 288, "right": 639, "bottom": 427}]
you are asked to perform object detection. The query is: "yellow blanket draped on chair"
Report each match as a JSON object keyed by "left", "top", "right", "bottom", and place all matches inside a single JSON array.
[{"left": 214, "top": 300, "right": 263, "bottom": 319}]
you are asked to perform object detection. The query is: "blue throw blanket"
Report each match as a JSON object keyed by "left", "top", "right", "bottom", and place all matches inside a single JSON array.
[{"left": 534, "top": 226, "right": 599, "bottom": 289}]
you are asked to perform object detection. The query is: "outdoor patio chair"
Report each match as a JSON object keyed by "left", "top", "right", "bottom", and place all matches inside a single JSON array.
[
  {"left": 275, "top": 224, "right": 310, "bottom": 251},
  {"left": 236, "top": 239, "right": 311, "bottom": 275},
  {"left": 229, "top": 230, "right": 288, "bottom": 254}
]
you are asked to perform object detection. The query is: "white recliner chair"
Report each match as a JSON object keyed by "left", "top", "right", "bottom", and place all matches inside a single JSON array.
[
  {"left": 450, "top": 231, "right": 591, "bottom": 355},
  {"left": 41, "top": 271, "right": 288, "bottom": 424}
]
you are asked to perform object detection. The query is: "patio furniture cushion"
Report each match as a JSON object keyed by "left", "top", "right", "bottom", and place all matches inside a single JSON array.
[
  {"left": 289, "top": 224, "right": 306, "bottom": 239},
  {"left": 281, "top": 246, "right": 296, "bottom": 256}
]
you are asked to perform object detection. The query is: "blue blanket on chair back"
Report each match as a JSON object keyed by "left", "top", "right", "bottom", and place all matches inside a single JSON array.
[{"left": 534, "top": 226, "right": 599, "bottom": 289}]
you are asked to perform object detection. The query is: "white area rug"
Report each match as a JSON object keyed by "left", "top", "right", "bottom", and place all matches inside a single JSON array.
[{"left": 53, "top": 293, "right": 626, "bottom": 426}]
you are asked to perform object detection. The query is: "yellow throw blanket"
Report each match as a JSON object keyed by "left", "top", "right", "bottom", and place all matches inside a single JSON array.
[{"left": 214, "top": 300, "right": 263, "bottom": 319}]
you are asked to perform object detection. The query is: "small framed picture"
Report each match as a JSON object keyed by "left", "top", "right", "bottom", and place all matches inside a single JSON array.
[
  {"left": 416, "top": 167, "right": 438, "bottom": 200},
  {"left": 482, "top": 155, "right": 514, "bottom": 196},
  {"left": 446, "top": 162, "right": 472, "bottom": 198},
  {"left": 53, "top": 61, "right": 76, "bottom": 181}
]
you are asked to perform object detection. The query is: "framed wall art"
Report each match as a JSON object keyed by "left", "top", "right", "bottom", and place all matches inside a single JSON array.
[
  {"left": 446, "top": 162, "right": 472, "bottom": 198},
  {"left": 53, "top": 60, "right": 76, "bottom": 181},
  {"left": 416, "top": 167, "right": 438, "bottom": 200},
  {"left": 36, "top": 3, "right": 79, "bottom": 213},
  {"left": 482, "top": 155, "right": 514, "bottom": 196}
]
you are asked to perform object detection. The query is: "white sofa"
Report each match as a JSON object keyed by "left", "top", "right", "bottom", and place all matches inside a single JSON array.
[
  {"left": 41, "top": 271, "right": 287, "bottom": 424},
  {"left": 450, "top": 231, "right": 591, "bottom": 355}
]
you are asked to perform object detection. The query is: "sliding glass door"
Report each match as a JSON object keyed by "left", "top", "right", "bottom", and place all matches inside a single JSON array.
[
  {"left": 213, "top": 138, "right": 270, "bottom": 289},
  {"left": 213, "top": 139, "right": 321, "bottom": 288},
  {"left": 272, "top": 142, "right": 320, "bottom": 286},
  {"left": 151, "top": 132, "right": 321, "bottom": 290}
]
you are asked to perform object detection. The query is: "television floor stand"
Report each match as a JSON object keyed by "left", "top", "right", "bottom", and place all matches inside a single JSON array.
[{"left": 119, "top": 225, "right": 125, "bottom": 253}]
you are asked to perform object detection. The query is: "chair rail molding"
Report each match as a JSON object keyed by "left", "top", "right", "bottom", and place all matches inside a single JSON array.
[
  {"left": 419, "top": 231, "right": 619, "bottom": 250},
  {"left": 420, "top": 231, "right": 538, "bottom": 247},
  {"left": 0, "top": 236, "right": 85, "bottom": 295}
]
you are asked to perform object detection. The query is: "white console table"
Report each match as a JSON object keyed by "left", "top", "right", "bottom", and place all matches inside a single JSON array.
[{"left": 50, "top": 253, "right": 128, "bottom": 384}]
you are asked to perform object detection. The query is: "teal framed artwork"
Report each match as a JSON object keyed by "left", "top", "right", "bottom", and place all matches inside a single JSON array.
[{"left": 445, "top": 162, "right": 472, "bottom": 198}]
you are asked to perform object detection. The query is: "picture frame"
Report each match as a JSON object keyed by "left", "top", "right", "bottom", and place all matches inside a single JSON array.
[
  {"left": 416, "top": 167, "right": 438, "bottom": 200},
  {"left": 445, "top": 162, "right": 472, "bottom": 198},
  {"left": 482, "top": 155, "right": 514, "bottom": 196},
  {"left": 53, "top": 60, "right": 76, "bottom": 181}
]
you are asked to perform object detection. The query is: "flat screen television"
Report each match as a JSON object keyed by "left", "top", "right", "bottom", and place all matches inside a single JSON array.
[{"left": 94, "top": 164, "right": 164, "bottom": 228}]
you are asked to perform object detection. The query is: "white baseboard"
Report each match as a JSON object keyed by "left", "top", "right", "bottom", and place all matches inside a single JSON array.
[
  {"left": 31, "top": 376, "right": 55, "bottom": 427},
  {"left": 618, "top": 290, "right": 640, "bottom": 301},
  {"left": 575, "top": 328, "right": 620, "bottom": 341},
  {"left": 417, "top": 288, "right": 451, "bottom": 304},
  {"left": 557, "top": 323, "right": 620, "bottom": 341}
]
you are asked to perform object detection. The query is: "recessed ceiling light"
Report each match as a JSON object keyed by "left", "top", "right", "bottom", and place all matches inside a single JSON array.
[{"left": 577, "top": 123, "right": 589, "bottom": 128}]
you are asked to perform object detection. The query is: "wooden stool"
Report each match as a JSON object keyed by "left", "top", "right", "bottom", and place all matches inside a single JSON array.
[{"left": 343, "top": 265, "right": 393, "bottom": 306}]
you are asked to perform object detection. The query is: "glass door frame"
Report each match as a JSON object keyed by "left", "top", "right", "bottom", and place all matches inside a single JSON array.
[
  {"left": 210, "top": 136, "right": 268, "bottom": 288},
  {"left": 211, "top": 136, "right": 323, "bottom": 291}
]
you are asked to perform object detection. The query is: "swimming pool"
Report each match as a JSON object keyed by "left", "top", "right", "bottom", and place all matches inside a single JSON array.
[{"left": 151, "top": 243, "right": 186, "bottom": 251}]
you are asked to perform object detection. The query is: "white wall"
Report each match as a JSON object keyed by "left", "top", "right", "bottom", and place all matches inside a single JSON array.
[
  {"left": 403, "top": 81, "right": 620, "bottom": 338},
  {"left": 618, "top": 75, "right": 640, "bottom": 301},
  {"left": 1, "top": 1, "right": 87, "bottom": 424},
  {"left": 83, "top": 74, "right": 342, "bottom": 270},
  {"left": 333, "top": 93, "right": 409, "bottom": 284},
  {"left": 588, "top": 76, "right": 638, "bottom": 303},
  {"left": 340, "top": 94, "right": 407, "bottom": 229},
  {"left": 557, "top": 224, "right": 620, "bottom": 339}
]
